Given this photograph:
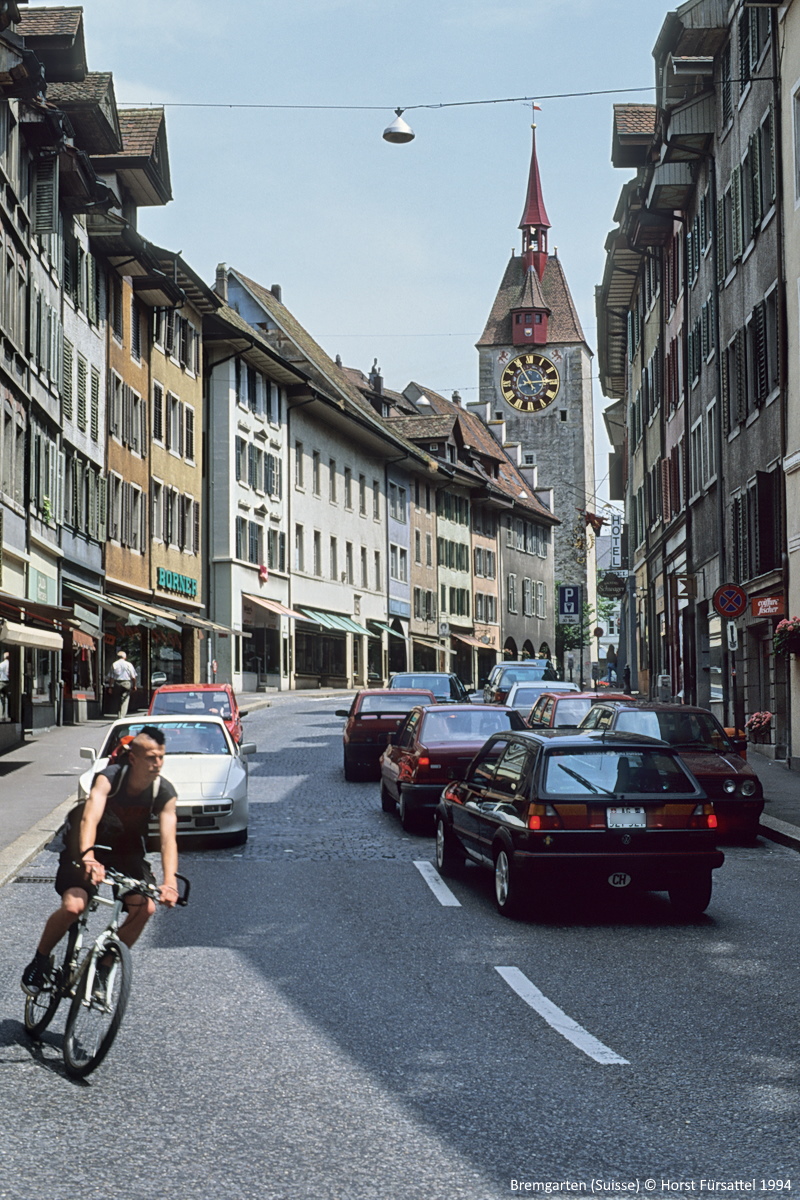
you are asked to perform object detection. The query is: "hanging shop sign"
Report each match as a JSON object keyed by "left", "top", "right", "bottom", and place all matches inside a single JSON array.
[{"left": 751, "top": 595, "right": 784, "bottom": 619}]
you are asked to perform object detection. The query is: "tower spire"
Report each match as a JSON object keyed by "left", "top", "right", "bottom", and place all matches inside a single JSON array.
[{"left": 519, "top": 116, "right": 550, "bottom": 279}]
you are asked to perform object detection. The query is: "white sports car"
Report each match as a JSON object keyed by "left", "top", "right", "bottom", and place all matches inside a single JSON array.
[{"left": 78, "top": 716, "right": 255, "bottom": 846}]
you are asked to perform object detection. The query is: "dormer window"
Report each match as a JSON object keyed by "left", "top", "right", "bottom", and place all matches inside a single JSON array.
[{"left": 447, "top": 444, "right": 456, "bottom": 464}]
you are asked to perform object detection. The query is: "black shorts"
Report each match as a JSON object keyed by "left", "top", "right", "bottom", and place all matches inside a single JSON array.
[{"left": 55, "top": 852, "right": 155, "bottom": 898}]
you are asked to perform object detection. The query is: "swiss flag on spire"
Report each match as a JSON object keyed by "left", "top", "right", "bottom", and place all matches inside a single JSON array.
[{"left": 519, "top": 121, "right": 551, "bottom": 231}]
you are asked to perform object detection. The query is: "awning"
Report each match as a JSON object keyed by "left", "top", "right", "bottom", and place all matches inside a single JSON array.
[
  {"left": 411, "top": 635, "right": 441, "bottom": 649},
  {"left": 299, "top": 608, "right": 372, "bottom": 636},
  {"left": 0, "top": 589, "right": 74, "bottom": 623},
  {"left": 66, "top": 584, "right": 182, "bottom": 632},
  {"left": 0, "top": 620, "right": 63, "bottom": 651},
  {"left": 243, "top": 594, "right": 307, "bottom": 621},
  {"left": 72, "top": 630, "right": 96, "bottom": 650},
  {"left": 368, "top": 620, "right": 406, "bottom": 640},
  {"left": 453, "top": 633, "right": 494, "bottom": 650}
]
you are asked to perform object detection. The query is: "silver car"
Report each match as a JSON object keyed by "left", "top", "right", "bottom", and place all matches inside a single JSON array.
[{"left": 78, "top": 716, "right": 255, "bottom": 846}]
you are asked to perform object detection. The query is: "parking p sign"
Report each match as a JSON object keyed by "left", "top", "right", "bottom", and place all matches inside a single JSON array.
[{"left": 558, "top": 585, "right": 583, "bottom": 625}]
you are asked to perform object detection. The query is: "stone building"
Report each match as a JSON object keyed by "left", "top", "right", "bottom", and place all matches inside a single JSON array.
[{"left": 477, "top": 123, "right": 596, "bottom": 678}]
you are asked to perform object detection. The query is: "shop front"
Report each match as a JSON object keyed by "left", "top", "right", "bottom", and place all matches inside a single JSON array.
[
  {"left": 241, "top": 594, "right": 305, "bottom": 691},
  {"left": 0, "top": 598, "right": 67, "bottom": 741},
  {"left": 295, "top": 608, "right": 373, "bottom": 689}
]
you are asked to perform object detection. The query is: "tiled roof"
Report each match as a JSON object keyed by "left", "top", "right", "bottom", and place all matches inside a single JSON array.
[
  {"left": 401, "top": 384, "right": 558, "bottom": 524},
  {"left": 516, "top": 264, "right": 550, "bottom": 312},
  {"left": 478, "top": 254, "right": 586, "bottom": 347},
  {"left": 613, "top": 103, "right": 657, "bottom": 138},
  {"left": 391, "top": 415, "right": 457, "bottom": 441},
  {"left": 17, "top": 6, "right": 82, "bottom": 37},
  {"left": 47, "top": 72, "right": 112, "bottom": 105},
  {"left": 116, "top": 108, "right": 164, "bottom": 156}
]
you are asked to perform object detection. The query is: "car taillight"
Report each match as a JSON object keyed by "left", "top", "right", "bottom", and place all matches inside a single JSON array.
[
  {"left": 526, "top": 802, "right": 561, "bottom": 831},
  {"left": 690, "top": 803, "right": 717, "bottom": 829}
]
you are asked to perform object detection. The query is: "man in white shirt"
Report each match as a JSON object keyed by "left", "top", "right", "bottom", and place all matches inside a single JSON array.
[
  {"left": 0, "top": 651, "right": 9, "bottom": 720},
  {"left": 109, "top": 651, "right": 137, "bottom": 717}
]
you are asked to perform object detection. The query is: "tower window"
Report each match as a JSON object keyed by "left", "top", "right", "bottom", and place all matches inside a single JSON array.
[
  {"left": 560, "top": 410, "right": 568, "bottom": 422},
  {"left": 535, "top": 314, "right": 543, "bottom": 324},
  {"left": 494, "top": 411, "right": 503, "bottom": 420}
]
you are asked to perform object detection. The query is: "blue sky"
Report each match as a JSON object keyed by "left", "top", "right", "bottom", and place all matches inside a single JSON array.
[{"left": 67, "top": 0, "right": 671, "bottom": 498}]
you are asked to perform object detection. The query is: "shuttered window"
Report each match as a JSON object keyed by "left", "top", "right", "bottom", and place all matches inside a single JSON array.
[
  {"left": 62, "top": 339, "right": 74, "bottom": 420},
  {"left": 152, "top": 382, "right": 164, "bottom": 443},
  {"left": 76, "top": 355, "right": 88, "bottom": 430},
  {"left": 90, "top": 368, "right": 100, "bottom": 441}
]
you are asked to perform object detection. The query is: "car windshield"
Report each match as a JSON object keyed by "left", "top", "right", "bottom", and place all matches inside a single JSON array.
[
  {"left": 151, "top": 691, "right": 233, "bottom": 719},
  {"left": 552, "top": 698, "right": 593, "bottom": 727},
  {"left": 106, "top": 722, "right": 231, "bottom": 757},
  {"left": 421, "top": 709, "right": 521, "bottom": 742},
  {"left": 614, "top": 710, "right": 730, "bottom": 750},
  {"left": 542, "top": 748, "right": 697, "bottom": 796},
  {"left": 391, "top": 675, "right": 450, "bottom": 698},
  {"left": 359, "top": 694, "right": 427, "bottom": 713}
]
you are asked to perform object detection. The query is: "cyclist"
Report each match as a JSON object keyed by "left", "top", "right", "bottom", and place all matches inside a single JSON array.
[{"left": 22, "top": 726, "right": 180, "bottom": 996}]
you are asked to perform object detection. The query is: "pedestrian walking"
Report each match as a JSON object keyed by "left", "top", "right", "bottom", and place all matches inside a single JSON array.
[
  {"left": 109, "top": 651, "right": 137, "bottom": 718},
  {"left": 605, "top": 644, "right": 617, "bottom": 684},
  {"left": 0, "top": 651, "right": 9, "bottom": 720}
]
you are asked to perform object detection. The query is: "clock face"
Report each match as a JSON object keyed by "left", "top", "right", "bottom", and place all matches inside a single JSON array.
[{"left": 500, "top": 352, "right": 560, "bottom": 412}]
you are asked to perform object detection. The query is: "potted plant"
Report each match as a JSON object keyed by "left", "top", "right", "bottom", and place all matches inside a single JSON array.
[
  {"left": 744, "top": 711, "right": 773, "bottom": 744},
  {"left": 774, "top": 616, "right": 800, "bottom": 656}
]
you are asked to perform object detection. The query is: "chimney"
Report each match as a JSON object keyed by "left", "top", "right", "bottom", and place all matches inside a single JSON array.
[
  {"left": 214, "top": 263, "right": 228, "bottom": 301},
  {"left": 335, "top": 354, "right": 343, "bottom": 368},
  {"left": 452, "top": 390, "right": 462, "bottom": 406},
  {"left": 271, "top": 284, "right": 282, "bottom": 303},
  {"left": 369, "top": 358, "right": 384, "bottom": 395}
]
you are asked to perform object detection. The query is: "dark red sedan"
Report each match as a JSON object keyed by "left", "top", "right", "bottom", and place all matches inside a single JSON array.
[
  {"left": 527, "top": 691, "right": 635, "bottom": 731},
  {"left": 337, "top": 689, "right": 436, "bottom": 780},
  {"left": 379, "top": 703, "right": 526, "bottom": 830}
]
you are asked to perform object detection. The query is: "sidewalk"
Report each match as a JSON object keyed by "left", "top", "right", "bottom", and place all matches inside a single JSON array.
[{"left": 0, "top": 693, "right": 798, "bottom": 890}]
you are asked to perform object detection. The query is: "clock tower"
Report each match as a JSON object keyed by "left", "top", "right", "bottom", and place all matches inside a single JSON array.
[{"left": 474, "top": 122, "right": 596, "bottom": 627}]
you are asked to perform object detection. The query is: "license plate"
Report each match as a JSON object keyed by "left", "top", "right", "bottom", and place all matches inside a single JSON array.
[{"left": 607, "top": 806, "right": 646, "bottom": 829}]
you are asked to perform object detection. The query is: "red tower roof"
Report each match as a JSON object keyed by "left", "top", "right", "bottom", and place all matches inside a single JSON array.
[{"left": 519, "top": 124, "right": 550, "bottom": 231}]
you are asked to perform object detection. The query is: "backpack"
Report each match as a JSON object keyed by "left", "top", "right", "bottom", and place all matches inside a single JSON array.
[{"left": 49, "top": 760, "right": 161, "bottom": 859}]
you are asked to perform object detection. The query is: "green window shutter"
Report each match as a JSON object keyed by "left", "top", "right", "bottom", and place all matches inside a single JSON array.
[
  {"left": 62, "top": 339, "right": 73, "bottom": 420},
  {"left": 32, "top": 158, "right": 59, "bottom": 235},
  {"left": 90, "top": 367, "right": 100, "bottom": 441},
  {"left": 716, "top": 197, "right": 726, "bottom": 283},
  {"left": 751, "top": 131, "right": 762, "bottom": 230},
  {"left": 731, "top": 166, "right": 742, "bottom": 261},
  {"left": 76, "top": 355, "right": 88, "bottom": 430}
]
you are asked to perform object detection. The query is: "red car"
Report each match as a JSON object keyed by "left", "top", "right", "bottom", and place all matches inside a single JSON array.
[
  {"left": 337, "top": 689, "right": 436, "bottom": 781},
  {"left": 148, "top": 683, "right": 245, "bottom": 744},
  {"left": 577, "top": 701, "right": 762, "bottom": 841},
  {"left": 379, "top": 703, "right": 526, "bottom": 830},
  {"left": 527, "top": 691, "right": 635, "bottom": 731}
]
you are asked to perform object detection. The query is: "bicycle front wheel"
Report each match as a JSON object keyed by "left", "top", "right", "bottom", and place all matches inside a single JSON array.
[
  {"left": 63, "top": 939, "right": 132, "bottom": 1078},
  {"left": 24, "top": 926, "right": 79, "bottom": 1040}
]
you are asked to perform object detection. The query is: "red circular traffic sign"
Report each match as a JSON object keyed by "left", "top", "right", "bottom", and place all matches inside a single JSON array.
[{"left": 712, "top": 584, "right": 747, "bottom": 618}]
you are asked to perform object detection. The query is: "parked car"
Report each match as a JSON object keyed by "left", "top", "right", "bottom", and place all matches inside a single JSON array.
[
  {"left": 337, "top": 689, "right": 436, "bottom": 780},
  {"left": 505, "top": 680, "right": 579, "bottom": 714},
  {"left": 484, "top": 661, "right": 558, "bottom": 704},
  {"left": 577, "top": 701, "right": 762, "bottom": 841},
  {"left": 434, "top": 730, "right": 724, "bottom": 918},
  {"left": 78, "top": 715, "right": 255, "bottom": 846},
  {"left": 380, "top": 703, "right": 526, "bottom": 830},
  {"left": 148, "top": 683, "right": 247, "bottom": 745},
  {"left": 527, "top": 690, "right": 635, "bottom": 731},
  {"left": 388, "top": 672, "right": 470, "bottom": 704}
]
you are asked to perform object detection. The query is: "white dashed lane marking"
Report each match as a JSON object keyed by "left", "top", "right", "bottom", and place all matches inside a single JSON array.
[
  {"left": 413, "top": 861, "right": 462, "bottom": 907},
  {"left": 495, "top": 966, "right": 630, "bottom": 1066}
]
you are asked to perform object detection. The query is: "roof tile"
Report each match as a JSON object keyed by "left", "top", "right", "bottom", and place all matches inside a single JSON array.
[{"left": 17, "top": 6, "right": 82, "bottom": 38}]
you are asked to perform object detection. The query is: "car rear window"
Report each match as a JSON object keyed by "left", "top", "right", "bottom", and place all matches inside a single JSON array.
[
  {"left": 359, "top": 694, "right": 427, "bottom": 713},
  {"left": 501, "top": 667, "right": 547, "bottom": 684},
  {"left": 391, "top": 675, "right": 449, "bottom": 697},
  {"left": 552, "top": 698, "right": 592, "bottom": 727},
  {"left": 542, "top": 748, "right": 697, "bottom": 796},
  {"left": 422, "top": 709, "right": 522, "bottom": 742},
  {"left": 614, "top": 710, "right": 729, "bottom": 750},
  {"left": 107, "top": 721, "right": 230, "bottom": 757},
  {"left": 152, "top": 692, "right": 232, "bottom": 719}
]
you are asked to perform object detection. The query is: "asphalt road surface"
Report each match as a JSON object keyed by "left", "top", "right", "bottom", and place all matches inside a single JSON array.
[{"left": 1, "top": 694, "right": 799, "bottom": 1200}]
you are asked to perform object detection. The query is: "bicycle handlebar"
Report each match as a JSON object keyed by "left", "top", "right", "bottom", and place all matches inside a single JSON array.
[{"left": 103, "top": 867, "right": 191, "bottom": 907}]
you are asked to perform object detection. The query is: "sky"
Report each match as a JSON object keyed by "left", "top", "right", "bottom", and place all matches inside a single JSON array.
[{"left": 58, "top": 0, "right": 673, "bottom": 504}]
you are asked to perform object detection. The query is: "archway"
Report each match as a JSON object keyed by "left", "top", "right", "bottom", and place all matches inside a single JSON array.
[
  {"left": 538, "top": 641, "right": 552, "bottom": 659},
  {"left": 503, "top": 638, "right": 518, "bottom": 660},
  {"left": 522, "top": 639, "right": 535, "bottom": 660}
]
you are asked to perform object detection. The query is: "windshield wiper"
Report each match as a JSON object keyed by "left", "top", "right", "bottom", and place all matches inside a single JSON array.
[{"left": 555, "top": 763, "right": 614, "bottom": 796}]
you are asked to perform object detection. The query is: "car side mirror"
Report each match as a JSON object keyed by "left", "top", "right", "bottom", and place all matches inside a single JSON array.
[
  {"left": 335, "top": 709, "right": 350, "bottom": 718},
  {"left": 239, "top": 742, "right": 257, "bottom": 756},
  {"left": 80, "top": 747, "right": 96, "bottom": 761},
  {"left": 238, "top": 708, "right": 249, "bottom": 718},
  {"left": 732, "top": 736, "right": 748, "bottom": 758}
]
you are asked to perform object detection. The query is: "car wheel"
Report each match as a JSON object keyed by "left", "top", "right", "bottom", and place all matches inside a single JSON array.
[
  {"left": 398, "top": 788, "right": 416, "bottom": 832},
  {"left": 668, "top": 872, "right": 713, "bottom": 917},
  {"left": 494, "top": 846, "right": 524, "bottom": 918},
  {"left": 435, "top": 817, "right": 464, "bottom": 876},
  {"left": 380, "top": 781, "right": 396, "bottom": 813}
]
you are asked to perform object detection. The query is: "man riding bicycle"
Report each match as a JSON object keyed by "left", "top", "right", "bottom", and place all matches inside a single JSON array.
[{"left": 22, "top": 726, "right": 179, "bottom": 996}]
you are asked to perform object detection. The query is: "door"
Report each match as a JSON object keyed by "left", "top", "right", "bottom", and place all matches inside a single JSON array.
[
  {"left": 452, "top": 737, "right": 507, "bottom": 860},
  {"left": 475, "top": 739, "right": 531, "bottom": 859}
]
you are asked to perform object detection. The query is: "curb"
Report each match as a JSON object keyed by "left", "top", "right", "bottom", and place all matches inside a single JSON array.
[
  {"left": 758, "top": 813, "right": 800, "bottom": 853},
  {"left": 0, "top": 792, "right": 76, "bottom": 890}
]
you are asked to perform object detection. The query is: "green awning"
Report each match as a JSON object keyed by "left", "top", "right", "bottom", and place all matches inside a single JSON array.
[
  {"left": 368, "top": 621, "right": 406, "bottom": 640},
  {"left": 299, "top": 608, "right": 372, "bottom": 636}
]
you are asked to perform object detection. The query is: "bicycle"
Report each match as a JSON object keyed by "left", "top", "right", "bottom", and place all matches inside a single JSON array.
[{"left": 23, "top": 860, "right": 190, "bottom": 1078}]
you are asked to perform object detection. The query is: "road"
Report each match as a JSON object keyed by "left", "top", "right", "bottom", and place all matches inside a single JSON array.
[{"left": 1, "top": 693, "right": 799, "bottom": 1200}]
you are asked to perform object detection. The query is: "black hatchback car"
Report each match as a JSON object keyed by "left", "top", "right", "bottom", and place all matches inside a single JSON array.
[{"left": 434, "top": 730, "right": 724, "bottom": 919}]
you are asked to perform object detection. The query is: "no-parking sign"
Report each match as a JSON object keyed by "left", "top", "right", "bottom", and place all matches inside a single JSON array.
[{"left": 712, "top": 584, "right": 747, "bottom": 619}]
